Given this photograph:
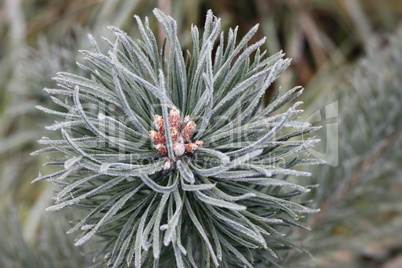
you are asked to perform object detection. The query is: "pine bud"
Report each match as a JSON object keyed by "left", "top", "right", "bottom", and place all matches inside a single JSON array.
[
  {"left": 182, "top": 121, "right": 196, "bottom": 141},
  {"left": 155, "top": 144, "right": 167, "bottom": 155},
  {"left": 169, "top": 108, "right": 180, "bottom": 131},
  {"left": 149, "top": 131, "right": 166, "bottom": 144},
  {"left": 185, "top": 142, "right": 198, "bottom": 153},
  {"left": 173, "top": 143, "right": 185, "bottom": 156},
  {"left": 153, "top": 115, "right": 165, "bottom": 136}
]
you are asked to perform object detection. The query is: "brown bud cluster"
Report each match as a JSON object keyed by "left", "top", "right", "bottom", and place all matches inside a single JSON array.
[{"left": 149, "top": 108, "right": 204, "bottom": 169}]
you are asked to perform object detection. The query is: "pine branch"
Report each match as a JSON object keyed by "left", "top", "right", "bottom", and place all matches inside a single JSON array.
[{"left": 34, "top": 9, "right": 320, "bottom": 267}]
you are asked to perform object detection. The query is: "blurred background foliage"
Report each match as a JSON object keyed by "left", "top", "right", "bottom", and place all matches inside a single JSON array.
[{"left": 0, "top": 0, "right": 401, "bottom": 267}]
